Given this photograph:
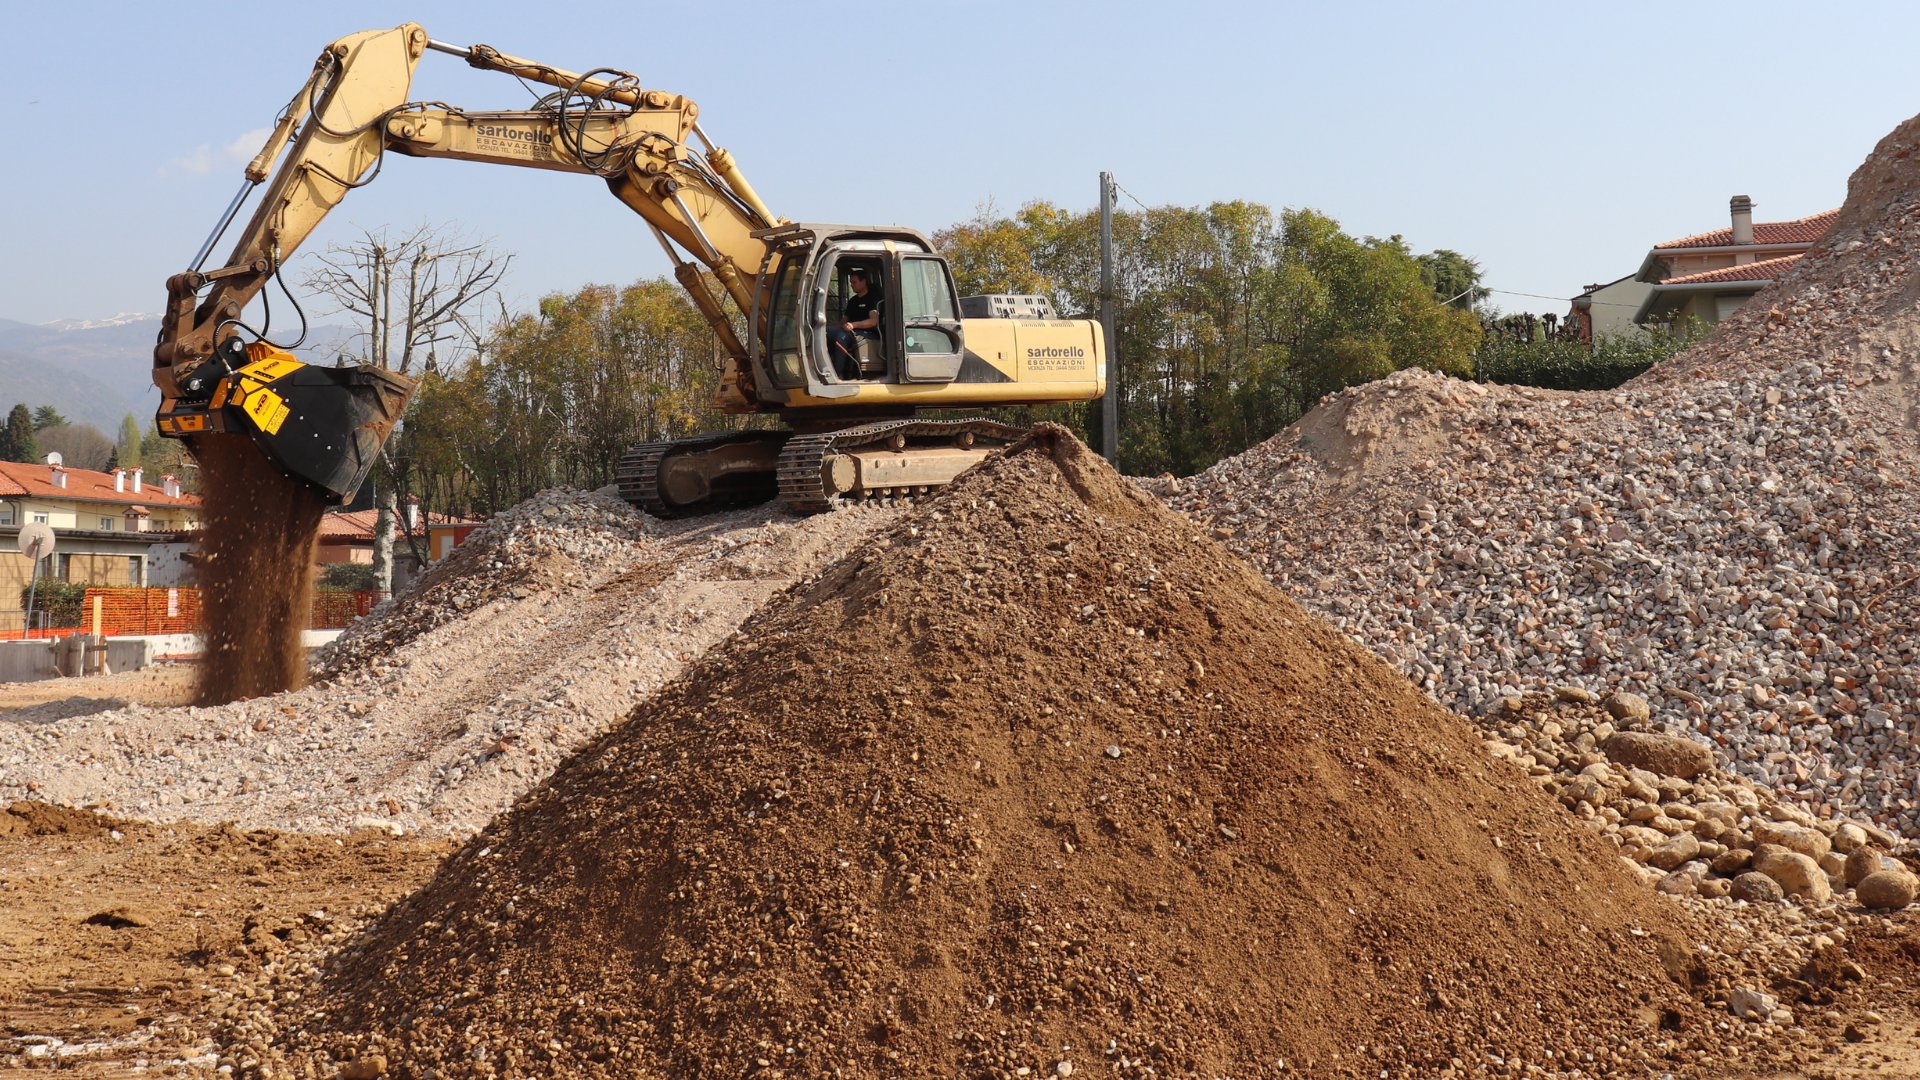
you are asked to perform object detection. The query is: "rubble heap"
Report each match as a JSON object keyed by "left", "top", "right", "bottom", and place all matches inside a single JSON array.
[{"left": 1162, "top": 112, "right": 1920, "bottom": 835}]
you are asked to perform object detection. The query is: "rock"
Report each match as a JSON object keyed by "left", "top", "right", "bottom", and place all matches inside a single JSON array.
[
  {"left": 1730, "top": 872, "right": 1783, "bottom": 904},
  {"left": 1056, "top": 1062, "right": 1075, "bottom": 1077},
  {"left": 1602, "top": 692, "right": 1652, "bottom": 723},
  {"left": 1697, "top": 876, "right": 1732, "bottom": 899},
  {"left": 81, "top": 906, "right": 153, "bottom": 929},
  {"left": 1729, "top": 986, "right": 1778, "bottom": 1019},
  {"left": 1856, "top": 870, "right": 1920, "bottom": 911},
  {"left": 1656, "top": 869, "right": 1700, "bottom": 896},
  {"left": 341, "top": 1056, "right": 389, "bottom": 1080},
  {"left": 1712, "top": 848, "right": 1755, "bottom": 875},
  {"left": 1647, "top": 832, "right": 1700, "bottom": 871},
  {"left": 1833, "top": 822, "right": 1869, "bottom": 854},
  {"left": 1555, "top": 685, "right": 1598, "bottom": 704},
  {"left": 1819, "top": 850, "right": 1848, "bottom": 877},
  {"left": 1845, "top": 846, "right": 1896, "bottom": 886},
  {"left": 1753, "top": 821, "right": 1833, "bottom": 860},
  {"left": 1754, "top": 850, "right": 1832, "bottom": 901},
  {"left": 1603, "top": 732, "right": 1713, "bottom": 779}
]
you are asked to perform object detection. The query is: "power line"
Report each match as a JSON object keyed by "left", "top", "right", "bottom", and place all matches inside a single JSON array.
[{"left": 1487, "top": 287, "right": 1640, "bottom": 309}]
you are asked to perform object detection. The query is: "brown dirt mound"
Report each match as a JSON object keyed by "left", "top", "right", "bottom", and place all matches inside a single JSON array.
[
  {"left": 282, "top": 426, "right": 1712, "bottom": 1078},
  {"left": 191, "top": 433, "right": 328, "bottom": 705}
]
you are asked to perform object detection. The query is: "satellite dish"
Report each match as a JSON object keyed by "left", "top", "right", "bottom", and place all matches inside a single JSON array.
[
  {"left": 42, "top": 452, "right": 61, "bottom": 467},
  {"left": 18, "top": 522, "right": 54, "bottom": 562}
]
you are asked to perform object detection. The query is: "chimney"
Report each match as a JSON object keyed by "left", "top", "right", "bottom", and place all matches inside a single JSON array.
[
  {"left": 112, "top": 469, "right": 125, "bottom": 493},
  {"left": 49, "top": 468, "right": 65, "bottom": 490},
  {"left": 162, "top": 474, "right": 181, "bottom": 498},
  {"left": 131, "top": 468, "right": 142, "bottom": 493},
  {"left": 1731, "top": 195, "right": 1756, "bottom": 263}
]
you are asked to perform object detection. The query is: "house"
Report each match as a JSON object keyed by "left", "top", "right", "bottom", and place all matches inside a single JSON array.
[
  {"left": 1631, "top": 196, "right": 1837, "bottom": 327},
  {"left": 0, "top": 461, "right": 202, "bottom": 622},
  {"left": 317, "top": 504, "right": 480, "bottom": 589},
  {"left": 1568, "top": 273, "right": 1657, "bottom": 342}
]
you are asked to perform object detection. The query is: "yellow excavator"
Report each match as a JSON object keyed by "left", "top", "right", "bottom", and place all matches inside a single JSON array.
[{"left": 153, "top": 23, "right": 1105, "bottom": 516}]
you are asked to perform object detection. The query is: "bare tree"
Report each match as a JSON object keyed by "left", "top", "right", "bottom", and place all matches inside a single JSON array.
[{"left": 302, "top": 223, "right": 510, "bottom": 596}]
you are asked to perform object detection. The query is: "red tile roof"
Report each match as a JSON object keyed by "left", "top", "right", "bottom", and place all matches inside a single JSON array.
[
  {"left": 318, "top": 509, "right": 478, "bottom": 544},
  {"left": 1661, "top": 253, "right": 1803, "bottom": 285},
  {"left": 0, "top": 462, "right": 199, "bottom": 507},
  {"left": 1655, "top": 209, "right": 1838, "bottom": 250}
]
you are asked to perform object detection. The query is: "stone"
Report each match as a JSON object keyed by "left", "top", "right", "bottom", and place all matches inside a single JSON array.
[
  {"left": 82, "top": 907, "right": 154, "bottom": 929},
  {"left": 1832, "top": 822, "right": 1869, "bottom": 854},
  {"left": 1656, "top": 869, "right": 1699, "bottom": 896},
  {"left": 1602, "top": 692, "right": 1652, "bottom": 723},
  {"left": 1819, "top": 851, "right": 1848, "bottom": 876},
  {"left": 1555, "top": 685, "right": 1598, "bottom": 704},
  {"left": 1845, "top": 846, "right": 1891, "bottom": 887},
  {"left": 1753, "top": 821, "right": 1832, "bottom": 861},
  {"left": 1753, "top": 850, "right": 1832, "bottom": 901},
  {"left": 1647, "top": 832, "right": 1700, "bottom": 871},
  {"left": 341, "top": 1057, "right": 389, "bottom": 1080},
  {"left": 1697, "top": 876, "right": 1732, "bottom": 899},
  {"left": 1056, "top": 1062, "right": 1075, "bottom": 1077},
  {"left": 1728, "top": 986, "right": 1778, "bottom": 1019},
  {"left": 1730, "top": 872, "right": 1783, "bottom": 904},
  {"left": 1856, "top": 870, "right": 1920, "bottom": 911},
  {"left": 1712, "top": 848, "right": 1754, "bottom": 875},
  {"left": 1603, "top": 732, "right": 1713, "bottom": 779}
]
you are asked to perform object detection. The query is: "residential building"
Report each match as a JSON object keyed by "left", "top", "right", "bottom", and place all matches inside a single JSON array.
[
  {"left": 1631, "top": 196, "right": 1836, "bottom": 327},
  {"left": 0, "top": 460, "right": 202, "bottom": 624}
]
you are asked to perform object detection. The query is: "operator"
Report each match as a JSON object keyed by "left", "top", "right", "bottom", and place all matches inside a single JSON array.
[{"left": 827, "top": 267, "right": 882, "bottom": 380}]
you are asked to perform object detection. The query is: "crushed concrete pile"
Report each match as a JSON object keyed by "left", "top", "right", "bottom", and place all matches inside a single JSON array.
[
  {"left": 269, "top": 426, "right": 1733, "bottom": 1080},
  {"left": 1159, "top": 112, "right": 1920, "bottom": 837},
  {"left": 0, "top": 488, "right": 894, "bottom": 835}
]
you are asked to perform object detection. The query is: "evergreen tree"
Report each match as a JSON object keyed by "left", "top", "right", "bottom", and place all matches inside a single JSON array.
[
  {"left": 115, "top": 415, "right": 142, "bottom": 470},
  {"left": 30, "top": 406, "right": 67, "bottom": 431},
  {"left": 0, "top": 405, "right": 40, "bottom": 464}
]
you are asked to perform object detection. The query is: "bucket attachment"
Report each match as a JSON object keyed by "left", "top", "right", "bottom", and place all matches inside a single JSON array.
[{"left": 156, "top": 340, "right": 416, "bottom": 504}]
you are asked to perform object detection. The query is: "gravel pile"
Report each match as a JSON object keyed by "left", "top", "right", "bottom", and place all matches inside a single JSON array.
[
  {"left": 1159, "top": 113, "right": 1920, "bottom": 836},
  {"left": 0, "top": 487, "right": 894, "bottom": 835},
  {"left": 267, "top": 426, "right": 1737, "bottom": 1080}
]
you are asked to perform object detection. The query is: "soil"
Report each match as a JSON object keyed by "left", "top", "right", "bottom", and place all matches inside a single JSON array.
[
  {"left": 271, "top": 426, "right": 1728, "bottom": 1079},
  {"left": 0, "top": 801, "right": 445, "bottom": 1076},
  {"left": 190, "top": 435, "right": 327, "bottom": 706}
]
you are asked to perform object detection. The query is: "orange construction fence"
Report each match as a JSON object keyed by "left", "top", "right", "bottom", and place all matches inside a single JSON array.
[{"left": 64, "top": 587, "right": 382, "bottom": 636}]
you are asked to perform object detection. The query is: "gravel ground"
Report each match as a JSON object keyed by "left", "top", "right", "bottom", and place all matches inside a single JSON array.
[
  {"left": 1156, "top": 115, "right": 1920, "bottom": 838},
  {"left": 0, "top": 488, "right": 895, "bottom": 836}
]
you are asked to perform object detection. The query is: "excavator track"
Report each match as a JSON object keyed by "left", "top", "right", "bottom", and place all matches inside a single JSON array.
[
  {"left": 617, "top": 429, "right": 792, "bottom": 518},
  {"left": 775, "top": 417, "right": 1025, "bottom": 514}
]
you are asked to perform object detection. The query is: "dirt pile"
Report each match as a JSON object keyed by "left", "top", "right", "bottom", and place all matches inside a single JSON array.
[
  {"left": 1159, "top": 112, "right": 1920, "bottom": 836},
  {"left": 0, "top": 489, "right": 894, "bottom": 836},
  {"left": 192, "top": 434, "right": 330, "bottom": 705},
  {"left": 268, "top": 426, "right": 1727, "bottom": 1079}
]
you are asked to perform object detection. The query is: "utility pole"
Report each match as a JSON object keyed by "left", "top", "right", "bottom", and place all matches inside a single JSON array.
[{"left": 1099, "top": 171, "right": 1118, "bottom": 463}]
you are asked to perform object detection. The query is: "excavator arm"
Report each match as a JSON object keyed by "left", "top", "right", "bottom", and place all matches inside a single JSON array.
[{"left": 155, "top": 23, "right": 783, "bottom": 500}]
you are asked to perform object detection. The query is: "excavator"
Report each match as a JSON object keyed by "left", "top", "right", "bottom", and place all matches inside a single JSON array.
[{"left": 153, "top": 23, "right": 1105, "bottom": 517}]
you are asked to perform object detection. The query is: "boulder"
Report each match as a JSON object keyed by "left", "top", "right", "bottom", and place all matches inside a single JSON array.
[
  {"left": 1752, "top": 821, "right": 1832, "bottom": 861},
  {"left": 1697, "top": 876, "right": 1732, "bottom": 899},
  {"left": 1832, "top": 823, "right": 1869, "bottom": 854},
  {"left": 1729, "top": 872, "right": 1784, "bottom": 904},
  {"left": 1712, "top": 848, "right": 1755, "bottom": 875},
  {"left": 1656, "top": 869, "right": 1699, "bottom": 897},
  {"left": 1856, "top": 871, "right": 1920, "bottom": 911},
  {"left": 1603, "top": 732, "right": 1713, "bottom": 779},
  {"left": 1602, "top": 692, "right": 1652, "bottom": 723},
  {"left": 1647, "top": 832, "right": 1700, "bottom": 871},
  {"left": 1753, "top": 850, "right": 1832, "bottom": 901},
  {"left": 1845, "top": 846, "right": 1892, "bottom": 887}
]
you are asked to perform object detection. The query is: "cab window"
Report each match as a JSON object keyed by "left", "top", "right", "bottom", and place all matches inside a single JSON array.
[{"left": 766, "top": 255, "right": 805, "bottom": 352}]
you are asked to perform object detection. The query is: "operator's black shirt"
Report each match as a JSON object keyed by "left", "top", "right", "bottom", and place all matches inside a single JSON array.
[{"left": 844, "top": 290, "right": 882, "bottom": 330}]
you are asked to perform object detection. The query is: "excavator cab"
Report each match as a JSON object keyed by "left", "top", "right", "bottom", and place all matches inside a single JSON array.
[{"left": 752, "top": 224, "right": 968, "bottom": 398}]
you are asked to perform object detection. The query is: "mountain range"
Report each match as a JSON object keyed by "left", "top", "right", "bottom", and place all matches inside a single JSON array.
[{"left": 0, "top": 315, "right": 359, "bottom": 434}]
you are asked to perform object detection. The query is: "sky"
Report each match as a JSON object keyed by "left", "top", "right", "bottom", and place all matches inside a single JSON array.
[{"left": 3, "top": 1, "right": 1918, "bottom": 326}]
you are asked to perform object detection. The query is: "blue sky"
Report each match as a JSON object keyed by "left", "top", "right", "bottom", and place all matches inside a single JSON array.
[{"left": 3, "top": 1, "right": 1917, "bottom": 326}]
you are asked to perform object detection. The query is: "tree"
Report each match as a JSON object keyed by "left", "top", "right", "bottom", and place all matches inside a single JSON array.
[
  {"left": 30, "top": 406, "right": 67, "bottom": 431},
  {"left": 37, "top": 424, "right": 113, "bottom": 471},
  {"left": 302, "top": 223, "right": 511, "bottom": 596},
  {"left": 1416, "top": 249, "right": 1489, "bottom": 311},
  {"left": 933, "top": 199, "right": 1481, "bottom": 476},
  {"left": 0, "top": 405, "right": 40, "bottom": 464},
  {"left": 115, "top": 415, "right": 142, "bottom": 470}
]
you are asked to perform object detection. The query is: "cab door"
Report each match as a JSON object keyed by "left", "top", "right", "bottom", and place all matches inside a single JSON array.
[{"left": 895, "top": 255, "right": 965, "bottom": 383}]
